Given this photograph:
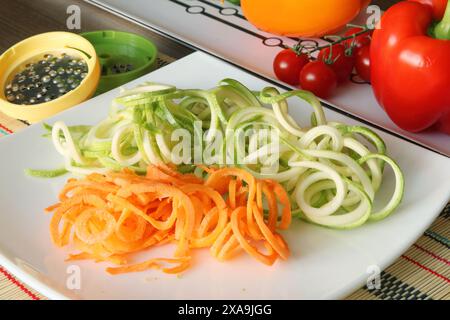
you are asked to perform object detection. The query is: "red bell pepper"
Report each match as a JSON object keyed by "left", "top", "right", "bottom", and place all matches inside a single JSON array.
[
  {"left": 410, "top": 0, "right": 447, "bottom": 20},
  {"left": 371, "top": 0, "right": 450, "bottom": 134}
]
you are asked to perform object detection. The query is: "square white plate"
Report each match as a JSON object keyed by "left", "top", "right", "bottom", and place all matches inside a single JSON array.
[{"left": 0, "top": 52, "right": 449, "bottom": 300}]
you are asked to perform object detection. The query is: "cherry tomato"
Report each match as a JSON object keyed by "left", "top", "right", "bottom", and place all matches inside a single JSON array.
[
  {"left": 299, "top": 61, "right": 337, "bottom": 99},
  {"left": 355, "top": 45, "right": 371, "bottom": 83},
  {"left": 273, "top": 49, "right": 310, "bottom": 86},
  {"left": 318, "top": 44, "right": 355, "bottom": 83},
  {"left": 343, "top": 27, "right": 372, "bottom": 50}
]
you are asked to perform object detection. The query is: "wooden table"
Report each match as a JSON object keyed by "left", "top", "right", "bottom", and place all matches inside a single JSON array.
[{"left": 0, "top": 0, "right": 399, "bottom": 55}]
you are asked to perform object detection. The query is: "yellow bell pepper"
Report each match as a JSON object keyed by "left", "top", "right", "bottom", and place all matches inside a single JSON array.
[{"left": 241, "top": 0, "right": 371, "bottom": 37}]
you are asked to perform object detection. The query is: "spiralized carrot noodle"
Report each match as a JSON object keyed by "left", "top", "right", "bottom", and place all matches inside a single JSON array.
[{"left": 46, "top": 164, "right": 292, "bottom": 275}]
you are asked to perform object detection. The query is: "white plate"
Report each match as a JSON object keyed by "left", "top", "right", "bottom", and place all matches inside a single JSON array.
[{"left": 0, "top": 52, "right": 449, "bottom": 300}]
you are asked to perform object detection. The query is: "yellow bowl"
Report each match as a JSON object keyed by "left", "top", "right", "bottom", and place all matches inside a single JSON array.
[{"left": 0, "top": 32, "right": 100, "bottom": 123}]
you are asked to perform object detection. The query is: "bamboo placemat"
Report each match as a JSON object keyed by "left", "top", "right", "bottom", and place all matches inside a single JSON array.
[{"left": 0, "top": 53, "right": 449, "bottom": 300}]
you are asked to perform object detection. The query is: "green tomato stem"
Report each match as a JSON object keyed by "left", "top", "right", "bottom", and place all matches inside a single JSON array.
[{"left": 309, "top": 26, "right": 371, "bottom": 54}]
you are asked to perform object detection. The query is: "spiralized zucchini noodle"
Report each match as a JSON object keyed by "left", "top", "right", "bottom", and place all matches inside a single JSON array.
[{"left": 43, "top": 79, "right": 404, "bottom": 229}]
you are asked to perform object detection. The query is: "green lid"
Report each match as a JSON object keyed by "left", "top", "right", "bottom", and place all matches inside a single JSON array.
[{"left": 81, "top": 30, "right": 158, "bottom": 95}]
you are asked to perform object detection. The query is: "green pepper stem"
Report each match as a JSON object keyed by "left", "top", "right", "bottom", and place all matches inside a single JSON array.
[
  {"left": 443, "top": 0, "right": 450, "bottom": 22},
  {"left": 434, "top": 0, "right": 450, "bottom": 40}
]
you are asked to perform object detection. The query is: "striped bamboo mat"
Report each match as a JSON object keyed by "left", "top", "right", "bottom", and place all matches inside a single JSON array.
[{"left": 0, "top": 53, "right": 449, "bottom": 300}]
